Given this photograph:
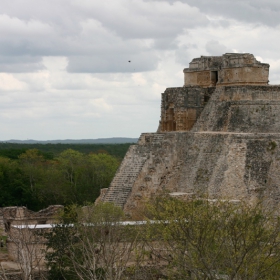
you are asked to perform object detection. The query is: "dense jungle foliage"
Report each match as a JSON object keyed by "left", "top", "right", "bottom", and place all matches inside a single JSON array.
[
  {"left": 0, "top": 143, "right": 131, "bottom": 160},
  {"left": 0, "top": 143, "right": 132, "bottom": 210}
]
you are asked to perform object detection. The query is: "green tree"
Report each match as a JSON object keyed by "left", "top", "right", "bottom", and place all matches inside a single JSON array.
[
  {"left": 18, "top": 149, "right": 45, "bottom": 192},
  {"left": 45, "top": 203, "right": 139, "bottom": 280},
  {"left": 0, "top": 157, "right": 29, "bottom": 207},
  {"left": 56, "top": 149, "right": 84, "bottom": 204},
  {"left": 144, "top": 196, "right": 280, "bottom": 279},
  {"left": 87, "top": 153, "right": 120, "bottom": 199},
  {"left": 18, "top": 149, "right": 56, "bottom": 210},
  {"left": 0, "top": 148, "right": 120, "bottom": 210},
  {"left": 57, "top": 150, "right": 119, "bottom": 205}
]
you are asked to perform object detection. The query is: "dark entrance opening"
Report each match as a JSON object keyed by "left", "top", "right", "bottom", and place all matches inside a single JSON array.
[
  {"left": 211, "top": 71, "right": 218, "bottom": 86},
  {"left": 168, "top": 108, "right": 176, "bottom": 131}
]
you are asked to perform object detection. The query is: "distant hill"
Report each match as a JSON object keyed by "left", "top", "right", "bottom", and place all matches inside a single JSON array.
[{"left": 0, "top": 138, "right": 138, "bottom": 144}]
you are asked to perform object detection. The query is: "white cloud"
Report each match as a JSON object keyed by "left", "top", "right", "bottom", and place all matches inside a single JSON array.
[
  {"left": 160, "top": 0, "right": 280, "bottom": 26},
  {"left": 0, "top": 14, "right": 52, "bottom": 36},
  {"left": 0, "top": 0, "right": 280, "bottom": 139},
  {"left": 0, "top": 0, "right": 209, "bottom": 73},
  {"left": 205, "top": 40, "right": 231, "bottom": 55},
  {"left": 73, "top": 0, "right": 208, "bottom": 38},
  {"left": 0, "top": 73, "right": 27, "bottom": 91}
]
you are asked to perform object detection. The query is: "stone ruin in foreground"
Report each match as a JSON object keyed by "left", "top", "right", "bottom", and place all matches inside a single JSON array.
[{"left": 99, "top": 53, "right": 280, "bottom": 219}]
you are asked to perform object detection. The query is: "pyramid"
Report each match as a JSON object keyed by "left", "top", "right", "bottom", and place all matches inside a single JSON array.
[{"left": 100, "top": 53, "right": 280, "bottom": 218}]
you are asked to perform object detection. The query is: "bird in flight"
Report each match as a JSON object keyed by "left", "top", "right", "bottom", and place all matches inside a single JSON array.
[{"left": 128, "top": 60, "right": 131, "bottom": 63}]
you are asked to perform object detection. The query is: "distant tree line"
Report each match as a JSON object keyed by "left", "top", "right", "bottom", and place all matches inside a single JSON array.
[
  {"left": 0, "top": 143, "right": 132, "bottom": 160},
  {"left": 0, "top": 148, "right": 122, "bottom": 210}
]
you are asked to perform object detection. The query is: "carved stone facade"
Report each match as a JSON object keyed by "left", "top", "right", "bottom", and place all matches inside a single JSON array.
[
  {"left": 184, "top": 53, "right": 269, "bottom": 87},
  {"left": 100, "top": 53, "right": 280, "bottom": 219}
]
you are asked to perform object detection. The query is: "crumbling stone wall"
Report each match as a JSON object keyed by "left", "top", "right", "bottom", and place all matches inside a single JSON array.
[
  {"left": 2, "top": 206, "right": 63, "bottom": 264},
  {"left": 0, "top": 205, "right": 63, "bottom": 233}
]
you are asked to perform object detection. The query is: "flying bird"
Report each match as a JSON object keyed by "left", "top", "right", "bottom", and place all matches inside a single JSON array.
[{"left": 128, "top": 60, "right": 131, "bottom": 63}]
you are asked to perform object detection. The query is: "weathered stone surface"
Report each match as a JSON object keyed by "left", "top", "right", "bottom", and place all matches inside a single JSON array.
[
  {"left": 158, "top": 86, "right": 215, "bottom": 132},
  {"left": 102, "top": 144, "right": 152, "bottom": 208},
  {"left": 1, "top": 206, "right": 63, "bottom": 267},
  {"left": 159, "top": 54, "right": 270, "bottom": 133},
  {"left": 99, "top": 53, "right": 280, "bottom": 219},
  {"left": 0, "top": 205, "right": 63, "bottom": 234},
  {"left": 118, "top": 132, "right": 280, "bottom": 218},
  {"left": 192, "top": 86, "right": 280, "bottom": 133},
  {"left": 184, "top": 53, "right": 269, "bottom": 87}
]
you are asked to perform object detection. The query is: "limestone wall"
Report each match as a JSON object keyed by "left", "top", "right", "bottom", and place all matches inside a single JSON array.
[
  {"left": 218, "top": 66, "right": 269, "bottom": 86},
  {"left": 158, "top": 86, "right": 215, "bottom": 132},
  {"left": 7, "top": 231, "right": 46, "bottom": 264},
  {"left": 192, "top": 86, "right": 280, "bottom": 133},
  {"left": 183, "top": 53, "right": 269, "bottom": 87},
  {"left": 120, "top": 131, "right": 280, "bottom": 218},
  {"left": 0, "top": 205, "right": 63, "bottom": 234},
  {"left": 184, "top": 66, "right": 269, "bottom": 87},
  {"left": 184, "top": 71, "right": 217, "bottom": 87}
]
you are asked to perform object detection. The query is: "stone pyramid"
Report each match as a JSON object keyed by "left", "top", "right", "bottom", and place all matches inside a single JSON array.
[{"left": 99, "top": 53, "right": 280, "bottom": 218}]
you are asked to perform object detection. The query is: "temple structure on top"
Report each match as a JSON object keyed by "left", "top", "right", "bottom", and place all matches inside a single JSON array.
[
  {"left": 184, "top": 53, "right": 269, "bottom": 87},
  {"left": 158, "top": 53, "right": 269, "bottom": 132}
]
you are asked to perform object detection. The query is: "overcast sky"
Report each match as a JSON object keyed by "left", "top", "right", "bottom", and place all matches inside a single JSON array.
[{"left": 1, "top": 0, "right": 280, "bottom": 140}]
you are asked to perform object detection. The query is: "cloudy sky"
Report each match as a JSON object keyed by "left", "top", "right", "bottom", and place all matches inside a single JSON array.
[{"left": 1, "top": 0, "right": 280, "bottom": 140}]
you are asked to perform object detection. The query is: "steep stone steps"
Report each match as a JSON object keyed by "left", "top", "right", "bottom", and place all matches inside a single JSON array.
[{"left": 103, "top": 145, "right": 149, "bottom": 208}]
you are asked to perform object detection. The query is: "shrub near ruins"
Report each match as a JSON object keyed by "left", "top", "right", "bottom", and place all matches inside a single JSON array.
[
  {"left": 144, "top": 196, "right": 280, "bottom": 280},
  {"left": 44, "top": 203, "right": 140, "bottom": 280},
  {"left": 43, "top": 198, "right": 280, "bottom": 279}
]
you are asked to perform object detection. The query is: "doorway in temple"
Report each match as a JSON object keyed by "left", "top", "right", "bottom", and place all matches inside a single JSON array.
[{"left": 211, "top": 71, "right": 218, "bottom": 86}]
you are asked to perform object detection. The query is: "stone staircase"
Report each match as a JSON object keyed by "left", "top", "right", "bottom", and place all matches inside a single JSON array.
[
  {"left": 150, "top": 133, "right": 165, "bottom": 145},
  {"left": 103, "top": 145, "right": 149, "bottom": 208}
]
